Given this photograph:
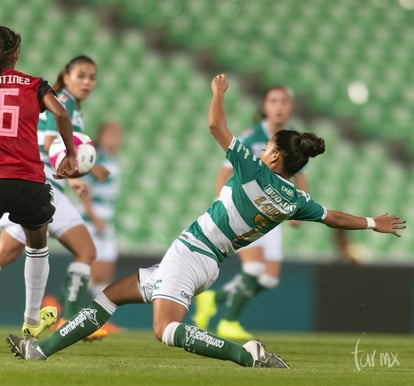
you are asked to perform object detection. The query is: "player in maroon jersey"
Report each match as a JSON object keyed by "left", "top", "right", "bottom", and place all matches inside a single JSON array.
[{"left": 0, "top": 26, "right": 76, "bottom": 337}]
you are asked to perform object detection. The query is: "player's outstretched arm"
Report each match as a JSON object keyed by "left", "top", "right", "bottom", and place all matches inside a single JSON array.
[
  {"left": 43, "top": 92, "right": 76, "bottom": 178},
  {"left": 322, "top": 210, "right": 406, "bottom": 237},
  {"left": 208, "top": 74, "right": 233, "bottom": 151}
]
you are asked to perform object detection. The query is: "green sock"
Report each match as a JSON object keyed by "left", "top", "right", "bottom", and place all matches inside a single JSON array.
[
  {"left": 173, "top": 323, "right": 253, "bottom": 367},
  {"left": 38, "top": 300, "right": 112, "bottom": 357},
  {"left": 223, "top": 272, "right": 264, "bottom": 321},
  {"left": 62, "top": 271, "right": 90, "bottom": 319},
  {"left": 215, "top": 274, "right": 242, "bottom": 304}
]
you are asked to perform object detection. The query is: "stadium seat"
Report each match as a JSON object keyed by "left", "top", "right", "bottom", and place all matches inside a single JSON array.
[{"left": 9, "top": 0, "right": 413, "bottom": 262}]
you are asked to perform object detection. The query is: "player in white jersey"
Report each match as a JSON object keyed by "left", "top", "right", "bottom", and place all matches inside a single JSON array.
[
  {"left": 0, "top": 55, "right": 108, "bottom": 340},
  {"left": 7, "top": 74, "right": 405, "bottom": 367},
  {"left": 77, "top": 121, "right": 123, "bottom": 332}
]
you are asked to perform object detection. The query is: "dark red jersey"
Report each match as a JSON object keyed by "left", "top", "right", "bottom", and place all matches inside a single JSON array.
[{"left": 0, "top": 68, "right": 54, "bottom": 182}]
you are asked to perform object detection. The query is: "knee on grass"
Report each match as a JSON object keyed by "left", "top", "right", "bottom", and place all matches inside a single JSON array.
[{"left": 153, "top": 321, "right": 180, "bottom": 345}]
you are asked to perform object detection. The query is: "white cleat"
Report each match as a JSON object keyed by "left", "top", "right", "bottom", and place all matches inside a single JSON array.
[
  {"left": 243, "top": 339, "right": 289, "bottom": 368},
  {"left": 6, "top": 334, "right": 47, "bottom": 360}
]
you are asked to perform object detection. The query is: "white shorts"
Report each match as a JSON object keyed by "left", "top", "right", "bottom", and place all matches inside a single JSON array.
[
  {"left": 0, "top": 213, "right": 11, "bottom": 228},
  {"left": 0, "top": 187, "right": 84, "bottom": 244},
  {"left": 138, "top": 239, "right": 219, "bottom": 310},
  {"left": 85, "top": 222, "right": 118, "bottom": 262},
  {"left": 239, "top": 226, "right": 283, "bottom": 261}
]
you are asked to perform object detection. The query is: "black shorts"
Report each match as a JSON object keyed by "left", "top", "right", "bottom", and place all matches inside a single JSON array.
[{"left": 0, "top": 179, "right": 55, "bottom": 230}]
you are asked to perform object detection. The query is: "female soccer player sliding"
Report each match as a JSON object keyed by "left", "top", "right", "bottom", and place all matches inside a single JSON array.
[{"left": 7, "top": 74, "right": 405, "bottom": 368}]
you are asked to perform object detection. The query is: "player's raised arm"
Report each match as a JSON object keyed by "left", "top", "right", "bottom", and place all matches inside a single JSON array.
[
  {"left": 322, "top": 210, "right": 406, "bottom": 237},
  {"left": 208, "top": 74, "right": 233, "bottom": 151}
]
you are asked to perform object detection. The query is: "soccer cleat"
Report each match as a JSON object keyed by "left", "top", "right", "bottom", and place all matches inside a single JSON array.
[
  {"left": 260, "top": 352, "right": 290, "bottom": 368},
  {"left": 6, "top": 335, "right": 47, "bottom": 360},
  {"left": 83, "top": 327, "right": 108, "bottom": 342},
  {"left": 216, "top": 320, "right": 253, "bottom": 340},
  {"left": 243, "top": 339, "right": 289, "bottom": 368},
  {"left": 21, "top": 306, "right": 58, "bottom": 338},
  {"left": 193, "top": 290, "right": 217, "bottom": 330},
  {"left": 42, "top": 294, "right": 62, "bottom": 316}
]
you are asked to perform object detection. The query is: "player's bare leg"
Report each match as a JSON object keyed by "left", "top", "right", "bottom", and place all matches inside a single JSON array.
[{"left": 0, "top": 230, "right": 24, "bottom": 269}]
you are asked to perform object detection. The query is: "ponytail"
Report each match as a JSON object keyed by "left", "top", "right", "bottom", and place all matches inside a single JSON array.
[
  {"left": 272, "top": 130, "right": 325, "bottom": 176},
  {"left": 0, "top": 26, "right": 21, "bottom": 72}
]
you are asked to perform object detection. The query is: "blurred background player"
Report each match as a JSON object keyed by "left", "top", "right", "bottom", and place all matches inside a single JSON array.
[
  {"left": 0, "top": 26, "right": 76, "bottom": 338},
  {"left": 0, "top": 55, "right": 109, "bottom": 340},
  {"left": 194, "top": 84, "right": 356, "bottom": 340},
  {"left": 77, "top": 120, "right": 124, "bottom": 333}
]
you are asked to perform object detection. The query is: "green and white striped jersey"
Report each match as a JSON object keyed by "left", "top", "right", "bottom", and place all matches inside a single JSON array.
[
  {"left": 79, "top": 147, "right": 121, "bottom": 224},
  {"left": 223, "top": 120, "right": 297, "bottom": 168},
  {"left": 38, "top": 89, "right": 84, "bottom": 191},
  {"left": 179, "top": 137, "right": 326, "bottom": 263}
]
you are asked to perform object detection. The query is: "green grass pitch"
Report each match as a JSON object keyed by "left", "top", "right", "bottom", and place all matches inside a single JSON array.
[{"left": 0, "top": 327, "right": 413, "bottom": 386}]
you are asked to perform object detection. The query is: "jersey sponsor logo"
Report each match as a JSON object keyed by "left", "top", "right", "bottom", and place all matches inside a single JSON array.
[
  {"left": 59, "top": 308, "right": 99, "bottom": 337},
  {"left": 153, "top": 279, "right": 162, "bottom": 290},
  {"left": 181, "top": 291, "right": 191, "bottom": 304},
  {"left": 59, "top": 93, "right": 69, "bottom": 103},
  {"left": 0, "top": 74, "right": 31, "bottom": 85},
  {"left": 264, "top": 185, "right": 297, "bottom": 213},
  {"left": 281, "top": 185, "right": 294, "bottom": 197},
  {"left": 231, "top": 213, "right": 269, "bottom": 244},
  {"left": 243, "top": 181, "right": 294, "bottom": 222},
  {"left": 184, "top": 325, "right": 225, "bottom": 349},
  {"left": 254, "top": 196, "right": 286, "bottom": 221}
]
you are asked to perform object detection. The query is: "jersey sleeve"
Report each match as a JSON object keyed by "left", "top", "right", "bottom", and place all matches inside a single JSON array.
[
  {"left": 292, "top": 190, "right": 327, "bottom": 222},
  {"left": 221, "top": 130, "right": 255, "bottom": 170},
  {"left": 37, "top": 79, "right": 56, "bottom": 112},
  {"left": 225, "top": 137, "right": 263, "bottom": 183},
  {"left": 222, "top": 158, "right": 233, "bottom": 169}
]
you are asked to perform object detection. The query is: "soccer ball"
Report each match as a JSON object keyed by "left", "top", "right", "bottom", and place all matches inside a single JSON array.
[{"left": 48, "top": 132, "right": 96, "bottom": 178}]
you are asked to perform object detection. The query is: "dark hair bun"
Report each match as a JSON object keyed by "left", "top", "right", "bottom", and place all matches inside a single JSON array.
[
  {"left": 300, "top": 133, "right": 325, "bottom": 157},
  {"left": 0, "top": 26, "right": 21, "bottom": 54}
]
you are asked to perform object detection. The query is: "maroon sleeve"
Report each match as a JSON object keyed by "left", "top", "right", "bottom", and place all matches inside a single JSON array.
[{"left": 37, "top": 79, "right": 56, "bottom": 112}]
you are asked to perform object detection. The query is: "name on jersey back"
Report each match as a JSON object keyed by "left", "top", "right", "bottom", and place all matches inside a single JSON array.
[{"left": 0, "top": 74, "right": 31, "bottom": 85}]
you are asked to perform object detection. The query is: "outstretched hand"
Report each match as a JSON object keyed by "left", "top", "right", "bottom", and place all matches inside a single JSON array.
[
  {"left": 373, "top": 214, "right": 406, "bottom": 237},
  {"left": 211, "top": 73, "right": 229, "bottom": 94},
  {"left": 54, "top": 154, "right": 77, "bottom": 179}
]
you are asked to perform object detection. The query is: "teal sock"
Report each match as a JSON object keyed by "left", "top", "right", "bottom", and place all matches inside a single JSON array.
[
  {"left": 223, "top": 272, "right": 264, "bottom": 321},
  {"left": 62, "top": 270, "right": 90, "bottom": 319},
  {"left": 215, "top": 274, "right": 242, "bottom": 304},
  {"left": 173, "top": 323, "right": 253, "bottom": 367},
  {"left": 38, "top": 300, "right": 112, "bottom": 357}
]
